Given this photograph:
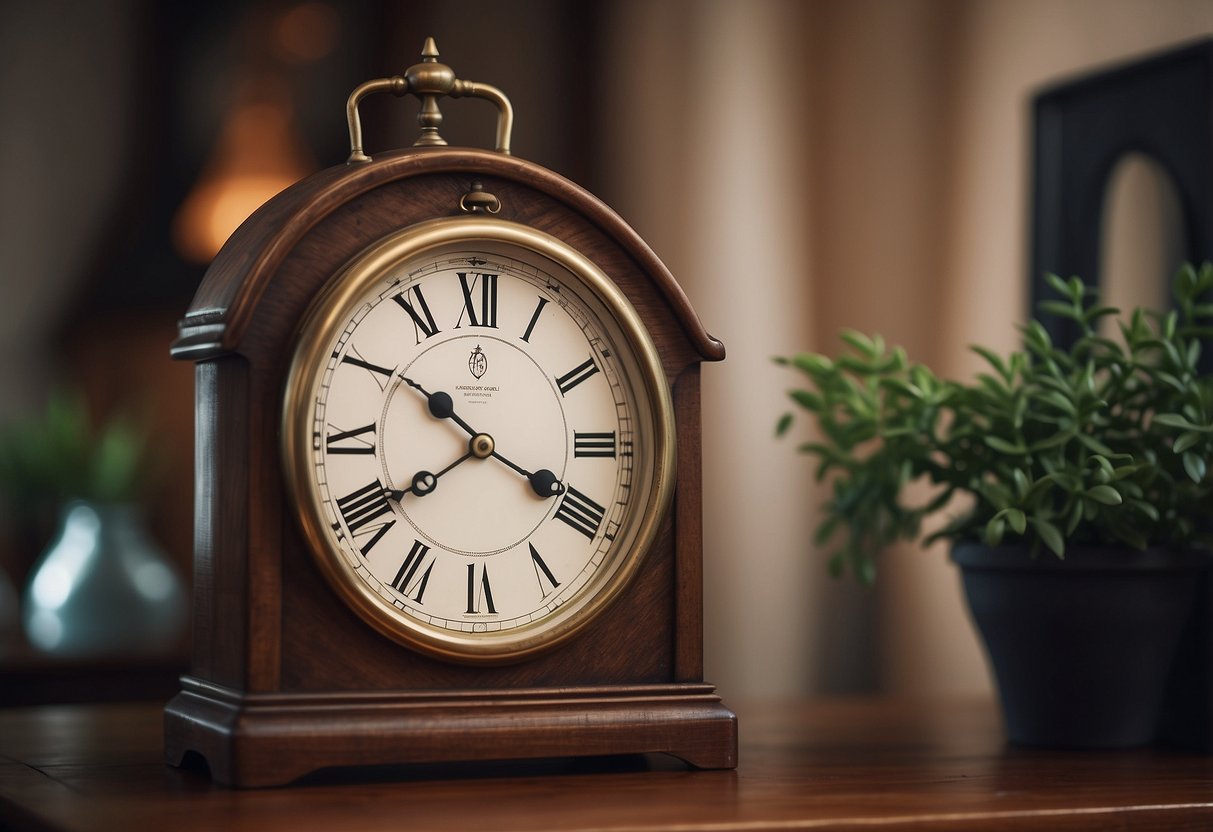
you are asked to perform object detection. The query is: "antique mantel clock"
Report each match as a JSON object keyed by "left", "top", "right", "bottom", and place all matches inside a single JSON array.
[{"left": 165, "top": 40, "right": 735, "bottom": 787}]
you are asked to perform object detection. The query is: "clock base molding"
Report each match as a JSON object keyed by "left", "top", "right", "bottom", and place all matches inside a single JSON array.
[{"left": 164, "top": 676, "right": 738, "bottom": 787}]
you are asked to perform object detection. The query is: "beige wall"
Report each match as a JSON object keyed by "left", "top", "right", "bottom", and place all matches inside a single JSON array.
[
  {"left": 601, "top": 0, "right": 1213, "bottom": 699},
  {"left": 602, "top": 0, "right": 824, "bottom": 697}
]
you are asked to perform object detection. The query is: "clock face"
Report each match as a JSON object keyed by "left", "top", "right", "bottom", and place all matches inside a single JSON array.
[{"left": 282, "top": 218, "right": 674, "bottom": 663}]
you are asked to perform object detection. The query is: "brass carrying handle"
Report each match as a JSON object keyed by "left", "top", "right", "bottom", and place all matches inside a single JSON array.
[{"left": 346, "top": 37, "right": 514, "bottom": 163}]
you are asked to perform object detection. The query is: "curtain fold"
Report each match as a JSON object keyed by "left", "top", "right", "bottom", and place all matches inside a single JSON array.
[{"left": 597, "top": 0, "right": 1213, "bottom": 699}]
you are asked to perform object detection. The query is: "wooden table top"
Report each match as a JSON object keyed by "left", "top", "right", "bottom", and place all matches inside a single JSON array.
[{"left": 1, "top": 697, "right": 1211, "bottom": 831}]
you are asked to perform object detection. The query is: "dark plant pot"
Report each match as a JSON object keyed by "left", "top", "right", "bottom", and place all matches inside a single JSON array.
[{"left": 952, "top": 541, "right": 1208, "bottom": 748}]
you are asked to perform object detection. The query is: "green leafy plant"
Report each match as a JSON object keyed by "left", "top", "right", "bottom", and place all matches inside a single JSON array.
[
  {"left": 776, "top": 263, "right": 1213, "bottom": 583},
  {"left": 0, "top": 391, "right": 150, "bottom": 509}
]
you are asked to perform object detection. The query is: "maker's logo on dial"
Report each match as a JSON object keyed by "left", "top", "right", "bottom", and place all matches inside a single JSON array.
[{"left": 468, "top": 345, "right": 488, "bottom": 379}]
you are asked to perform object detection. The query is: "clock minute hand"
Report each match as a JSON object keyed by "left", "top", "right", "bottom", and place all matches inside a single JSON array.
[
  {"left": 489, "top": 454, "right": 565, "bottom": 498},
  {"left": 387, "top": 451, "right": 472, "bottom": 500},
  {"left": 528, "top": 468, "right": 565, "bottom": 498}
]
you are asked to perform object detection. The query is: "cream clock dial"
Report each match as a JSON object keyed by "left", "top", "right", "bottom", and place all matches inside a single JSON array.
[{"left": 283, "top": 217, "right": 675, "bottom": 664}]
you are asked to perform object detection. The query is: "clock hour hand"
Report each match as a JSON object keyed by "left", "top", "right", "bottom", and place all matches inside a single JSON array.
[{"left": 402, "top": 377, "right": 479, "bottom": 438}]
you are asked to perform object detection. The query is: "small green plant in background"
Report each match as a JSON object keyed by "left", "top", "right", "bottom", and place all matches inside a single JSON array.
[
  {"left": 776, "top": 263, "right": 1213, "bottom": 584},
  {"left": 0, "top": 391, "right": 150, "bottom": 510}
]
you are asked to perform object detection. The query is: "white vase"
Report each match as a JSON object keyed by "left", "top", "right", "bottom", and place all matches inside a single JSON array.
[{"left": 22, "top": 501, "right": 186, "bottom": 658}]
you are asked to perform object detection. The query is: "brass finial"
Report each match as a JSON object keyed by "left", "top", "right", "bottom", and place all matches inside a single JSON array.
[
  {"left": 404, "top": 39, "right": 456, "bottom": 147},
  {"left": 344, "top": 37, "right": 514, "bottom": 162}
]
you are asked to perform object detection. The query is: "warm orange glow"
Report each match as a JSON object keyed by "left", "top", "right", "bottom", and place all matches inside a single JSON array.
[
  {"left": 173, "top": 98, "right": 313, "bottom": 264},
  {"left": 274, "top": 2, "right": 340, "bottom": 63},
  {"left": 174, "top": 174, "right": 299, "bottom": 263}
]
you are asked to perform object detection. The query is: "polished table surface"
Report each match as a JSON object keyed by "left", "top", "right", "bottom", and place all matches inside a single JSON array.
[{"left": 1, "top": 697, "right": 1211, "bottom": 831}]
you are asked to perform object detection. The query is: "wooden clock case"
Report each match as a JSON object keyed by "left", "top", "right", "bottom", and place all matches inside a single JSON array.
[{"left": 164, "top": 147, "right": 737, "bottom": 787}]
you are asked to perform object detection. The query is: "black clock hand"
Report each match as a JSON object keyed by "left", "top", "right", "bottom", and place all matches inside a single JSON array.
[
  {"left": 388, "top": 451, "right": 472, "bottom": 499},
  {"left": 402, "top": 377, "right": 479, "bottom": 438},
  {"left": 402, "top": 376, "right": 565, "bottom": 499},
  {"left": 489, "top": 455, "right": 565, "bottom": 498}
]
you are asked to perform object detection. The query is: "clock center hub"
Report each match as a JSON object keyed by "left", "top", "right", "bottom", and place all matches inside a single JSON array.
[{"left": 470, "top": 433, "right": 494, "bottom": 459}]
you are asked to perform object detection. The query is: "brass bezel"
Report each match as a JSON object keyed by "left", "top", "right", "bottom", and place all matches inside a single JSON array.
[{"left": 282, "top": 217, "right": 676, "bottom": 664}]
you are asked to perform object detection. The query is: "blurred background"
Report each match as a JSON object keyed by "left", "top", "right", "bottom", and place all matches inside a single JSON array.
[{"left": 0, "top": 0, "right": 1209, "bottom": 704}]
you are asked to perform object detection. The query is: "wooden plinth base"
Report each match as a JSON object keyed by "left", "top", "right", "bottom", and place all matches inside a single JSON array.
[{"left": 164, "top": 677, "right": 737, "bottom": 787}]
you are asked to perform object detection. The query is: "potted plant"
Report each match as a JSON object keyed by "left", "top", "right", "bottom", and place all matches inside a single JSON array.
[
  {"left": 0, "top": 393, "right": 185, "bottom": 657},
  {"left": 776, "top": 264, "right": 1213, "bottom": 748}
]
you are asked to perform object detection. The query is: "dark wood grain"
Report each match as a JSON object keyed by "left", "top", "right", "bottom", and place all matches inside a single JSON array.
[
  {"left": 5, "top": 698, "right": 1213, "bottom": 831},
  {"left": 172, "top": 149, "right": 724, "bottom": 363},
  {"left": 166, "top": 146, "right": 734, "bottom": 785},
  {"left": 191, "top": 357, "right": 250, "bottom": 690},
  {"left": 673, "top": 363, "right": 705, "bottom": 683},
  {"left": 165, "top": 681, "right": 734, "bottom": 787}
]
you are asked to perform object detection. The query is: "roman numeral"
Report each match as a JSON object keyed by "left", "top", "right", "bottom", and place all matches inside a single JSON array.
[
  {"left": 574, "top": 431, "right": 617, "bottom": 459},
  {"left": 335, "top": 480, "right": 395, "bottom": 555},
  {"left": 339, "top": 349, "right": 394, "bottom": 390},
  {"left": 325, "top": 423, "right": 376, "bottom": 455},
  {"left": 555, "top": 357, "right": 599, "bottom": 396},
  {"left": 553, "top": 485, "right": 606, "bottom": 540},
  {"left": 392, "top": 285, "right": 440, "bottom": 343},
  {"left": 456, "top": 272, "right": 498, "bottom": 328},
  {"left": 390, "top": 539, "right": 435, "bottom": 603},
  {"left": 529, "top": 543, "right": 560, "bottom": 598},
  {"left": 466, "top": 563, "right": 497, "bottom": 614},
  {"left": 520, "top": 296, "right": 550, "bottom": 343}
]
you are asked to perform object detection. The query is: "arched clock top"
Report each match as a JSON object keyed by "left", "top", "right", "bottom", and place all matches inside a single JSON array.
[{"left": 171, "top": 148, "right": 724, "bottom": 365}]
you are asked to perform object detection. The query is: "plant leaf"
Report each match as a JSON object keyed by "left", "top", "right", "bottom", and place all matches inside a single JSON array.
[
  {"left": 1156, "top": 413, "right": 1212, "bottom": 432},
  {"left": 1082, "top": 305, "right": 1120, "bottom": 324},
  {"left": 1029, "top": 517, "right": 1065, "bottom": 557},
  {"left": 1076, "top": 433, "right": 1115, "bottom": 457},
  {"left": 971, "top": 345, "right": 1009, "bottom": 380},
  {"left": 840, "top": 330, "right": 880, "bottom": 358},
  {"left": 792, "top": 353, "right": 834, "bottom": 376},
  {"left": 1128, "top": 499, "right": 1160, "bottom": 521},
  {"left": 984, "top": 436, "right": 1027, "bottom": 454},
  {"left": 1183, "top": 451, "right": 1207, "bottom": 483},
  {"left": 1044, "top": 273, "right": 1071, "bottom": 299},
  {"left": 1174, "top": 431, "right": 1202, "bottom": 454},
  {"left": 984, "top": 517, "right": 1007, "bottom": 547},
  {"left": 1039, "top": 299, "right": 1080, "bottom": 320},
  {"left": 1085, "top": 485, "right": 1122, "bottom": 506},
  {"left": 1011, "top": 469, "right": 1030, "bottom": 500},
  {"left": 789, "top": 390, "right": 824, "bottom": 412},
  {"left": 1038, "top": 390, "right": 1077, "bottom": 415},
  {"left": 994, "top": 507, "right": 1028, "bottom": 535}
]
